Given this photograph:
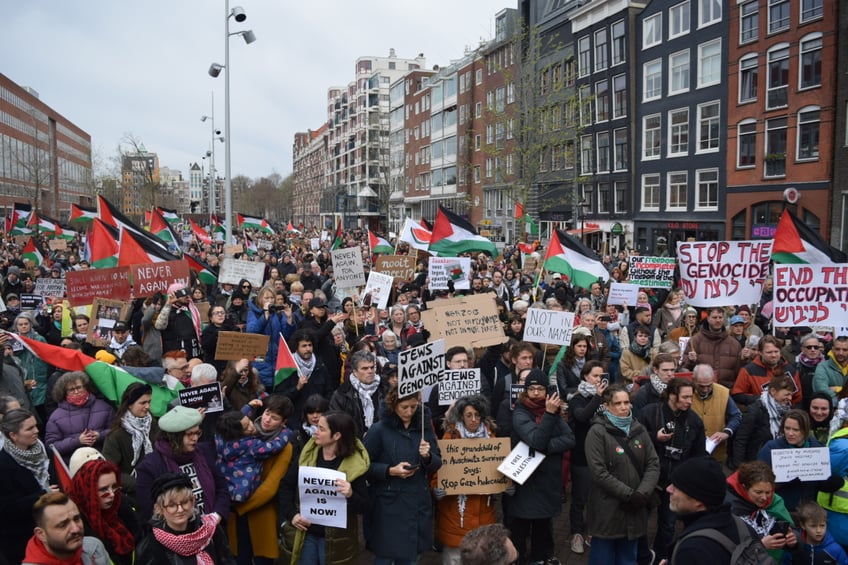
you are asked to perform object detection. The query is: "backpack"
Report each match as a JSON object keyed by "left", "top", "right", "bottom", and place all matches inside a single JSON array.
[{"left": 671, "top": 515, "right": 772, "bottom": 565}]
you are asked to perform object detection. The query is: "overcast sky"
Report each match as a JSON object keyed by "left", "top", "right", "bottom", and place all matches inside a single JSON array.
[{"left": 2, "top": 1, "right": 504, "bottom": 181}]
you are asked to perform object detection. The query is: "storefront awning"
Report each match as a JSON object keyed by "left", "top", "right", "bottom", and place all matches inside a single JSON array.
[{"left": 565, "top": 228, "right": 602, "bottom": 236}]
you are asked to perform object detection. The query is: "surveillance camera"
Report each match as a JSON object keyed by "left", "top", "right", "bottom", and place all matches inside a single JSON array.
[
  {"left": 242, "top": 30, "right": 256, "bottom": 45},
  {"left": 232, "top": 6, "right": 247, "bottom": 22},
  {"left": 206, "top": 150, "right": 212, "bottom": 157},
  {"left": 215, "top": 130, "right": 221, "bottom": 135},
  {"left": 208, "top": 63, "right": 224, "bottom": 78}
]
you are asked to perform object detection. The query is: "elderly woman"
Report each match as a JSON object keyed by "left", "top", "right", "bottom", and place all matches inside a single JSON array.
[
  {"left": 134, "top": 405, "right": 230, "bottom": 524},
  {"left": 136, "top": 472, "right": 236, "bottom": 564},
  {"left": 13, "top": 311, "right": 49, "bottom": 419},
  {"left": 102, "top": 383, "right": 157, "bottom": 495},
  {"left": 45, "top": 371, "right": 114, "bottom": 461}
]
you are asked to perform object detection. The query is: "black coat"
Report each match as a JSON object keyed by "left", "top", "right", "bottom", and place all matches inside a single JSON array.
[
  {"left": 276, "top": 358, "right": 333, "bottom": 430},
  {"left": 730, "top": 399, "right": 773, "bottom": 469},
  {"left": 638, "top": 403, "right": 708, "bottom": 486},
  {"left": 0, "top": 448, "right": 57, "bottom": 564},
  {"left": 669, "top": 508, "right": 751, "bottom": 565},
  {"left": 329, "top": 379, "right": 382, "bottom": 439},
  {"left": 135, "top": 518, "right": 236, "bottom": 565},
  {"left": 568, "top": 391, "right": 604, "bottom": 466}
]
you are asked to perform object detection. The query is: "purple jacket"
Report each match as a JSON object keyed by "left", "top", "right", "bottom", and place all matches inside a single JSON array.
[{"left": 45, "top": 395, "right": 115, "bottom": 459}]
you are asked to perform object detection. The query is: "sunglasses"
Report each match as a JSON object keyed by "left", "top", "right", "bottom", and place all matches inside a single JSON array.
[{"left": 804, "top": 345, "right": 822, "bottom": 350}]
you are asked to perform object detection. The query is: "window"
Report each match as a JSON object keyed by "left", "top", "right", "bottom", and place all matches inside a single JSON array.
[
  {"left": 597, "top": 132, "right": 611, "bottom": 173},
  {"left": 579, "top": 85, "right": 592, "bottom": 126},
  {"left": 740, "top": 1, "right": 758, "bottom": 43},
  {"left": 699, "top": 0, "right": 721, "bottom": 27},
  {"left": 797, "top": 107, "right": 820, "bottom": 161},
  {"left": 643, "top": 14, "right": 662, "bottom": 49},
  {"left": 564, "top": 58, "right": 576, "bottom": 86},
  {"left": 612, "top": 75, "right": 627, "bottom": 118},
  {"left": 800, "top": 34, "right": 822, "bottom": 90},
  {"left": 768, "top": 0, "right": 790, "bottom": 33},
  {"left": 643, "top": 59, "right": 662, "bottom": 101},
  {"left": 580, "top": 135, "right": 593, "bottom": 175},
  {"left": 765, "top": 117, "right": 788, "bottom": 177},
  {"left": 475, "top": 134, "right": 481, "bottom": 150},
  {"left": 506, "top": 119, "right": 514, "bottom": 140},
  {"left": 475, "top": 69, "right": 483, "bottom": 85},
  {"left": 801, "top": 0, "right": 823, "bottom": 22},
  {"left": 565, "top": 140, "right": 575, "bottom": 169},
  {"left": 496, "top": 87, "right": 505, "bottom": 112},
  {"left": 739, "top": 55, "right": 758, "bottom": 103},
  {"left": 737, "top": 120, "right": 757, "bottom": 168},
  {"left": 695, "top": 169, "right": 718, "bottom": 210},
  {"left": 595, "top": 80, "right": 610, "bottom": 122},
  {"left": 697, "top": 39, "right": 721, "bottom": 87},
  {"left": 578, "top": 36, "right": 591, "bottom": 77},
  {"left": 669, "top": 50, "right": 690, "bottom": 94},
  {"left": 614, "top": 128, "right": 628, "bottom": 171},
  {"left": 486, "top": 124, "right": 494, "bottom": 145},
  {"left": 506, "top": 154, "right": 514, "bottom": 175},
  {"left": 669, "top": 1, "right": 691, "bottom": 37},
  {"left": 667, "top": 172, "right": 688, "bottom": 210},
  {"left": 598, "top": 183, "right": 610, "bottom": 214},
  {"left": 615, "top": 182, "right": 628, "bottom": 213},
  {"left": 540, "top": 70, "right": 550, "bottom": 96},
  {"left": 669, "top": 108, "right": 689, "bottom": 156},
  {"left": 767, "top": 45, "right": 790, "bottom": 109},
  {"left": 594, "top": 29, "right": 608, "bottom": 71},
  {"left": 611, "top": 20, "right": 626, "bottom": 64},
  {"left": 507, "top": 82, "right": 515, "bottom": 104},
  {"left": 642, "top": 174, "right": 661, "bottom": 211},
  {"left": 473, "top": 166, "right": 481, "bottom": 183},
  {"left": 643, "top": 114, "right": 662, "bottom": 159},
  {"left": 496, "top": 123, "right": 505, "bottom": 149},
  {"left": 485, "top": 157, "right": 493, "bottom": 178},
  {"left": 697, "top": 101, "right": 720, "bottom": 153}
]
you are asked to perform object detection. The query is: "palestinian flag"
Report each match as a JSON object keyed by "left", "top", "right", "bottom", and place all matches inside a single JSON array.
[
  {"left": 285, "top": 222, "right": 301, "bottom": 234},
  {"left": 237, "top": 213, "right": 274, "bottom": 235},
  {"left": 772, "top": 209, "right": 848, "bottom": 264},
  {"left": 27, "top": 212, "right": 60, "bottom": 235},
  {"left": 518, "top": 241, "right": 539, "bottom": 254},
  {"left": 368, "top": 229, "right": 393, "bottom": 255},
  {"left": 70, "top": 204, "right": 97, "bottom": 225},
  {"left": 54, "top": 225, "right": 78, "bottom": 241},
  {"left": 514, "top": 201, "right": 539, "bottom": 236},
  {"left": 9, "top": 203, "right": 32, "bottom": 234},
  {"left": 544, "top": 229, "right": 609, "bottom": 290},
  {"left": 98, "top": 195, "right": 173, "bottom": 254},
  {"left": 148, "top": 208, "right": 179, "bottom": 247},
  {"left": 244, "top": 233, "right": 258, "bottom": 256},
  {"left": 274, "top": 333, "right": 298, "bottom": 387},
  {"left": 156, "top": 207, "right": 181, "bottom": 225},
  {"left": 118, "top": 226, "right": 181, "bottom": 266},
  {"left": 22, "top": 237, "right": 43, "bottom": 266},
  {"left": 429, "top": 205, "right": 497, "bottom": 257},
  {"left": 189, "top": 219, "right": 212, "bottom": 245},
  {"left": 398, "top": 218, "right": 431, "bottom": 252},
  {"left": 185, "top": 253, "right": 218, "bottom": 287},
  {"left": 331, "top": 220, "right": 343, "bottom": 250},
  {"left": 85, "top": 219, "right": 119, "bottom": 268}
]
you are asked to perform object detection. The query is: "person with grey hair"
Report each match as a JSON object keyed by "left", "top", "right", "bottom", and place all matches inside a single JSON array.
[
  {"left": 329, "top": 349, "right": 381, "bottom": 438},
  {"left": 190, "top": 363, "right": 218, "bottom": 386},
  {"left": 12, "top": 311, "right": 49, "bottom": 421},
  {"left": 45, "top": 371, "right": 114, "bottom": 461},
  {"left": 459, "top": 524, "right": 518, "bottom": 565},
  {"left": 690, "top": 364, "right": 741, "bottom": 464}
]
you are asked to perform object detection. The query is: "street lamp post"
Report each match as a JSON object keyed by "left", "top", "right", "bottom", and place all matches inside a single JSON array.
[
  {"left": 200, "top": 92, "right": 221, "bottom": 227},
  {"left": 578, "top": 198, "right": 587, "bottom": 244}
]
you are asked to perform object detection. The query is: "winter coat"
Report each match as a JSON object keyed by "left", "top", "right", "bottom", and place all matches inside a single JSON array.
[
  {"left": 620, "top": 348, "right": 650, "bottom": 384},
  {"left": 813, "top": 356, "right": 848, "bottom": 401},
  {"left": 758, "top": 435, "right": 825, "bottom": 511},
  {"left": 215, "top": 426, "right": 294, "bottom": 502},
  {"left": 45, "top": 395, "right": 115, "bottom": 460},
  {"left": 631, "top": 380, "right": 664, "bottom": 417},
  {"left": 246, "top": 300, "right": 296, "bottom": 388},
  {"left": 585, "top": 413, "right": 660, "bottom": 540},
  {"left": 682, "top": 326, "right": 742, "bottom": 389},
  {"left": 276, "top": 357, "right": 334, "bottom": 430},
  {"left": 726, "top": 471, "right": 795, "bottom": 562},
  {"left": 364, "top": 405, "right": 442, "bottom": 561},
  {"left": 786, "top": 530, "right": 848, "bottom": 565},
  {"left": 730, "top": 398, "right": 774, "bottom": 469},
  {"left": 509, "top": 401, "right": 576, "bottom": 519},
  {"left": 568, "top": 390, "right": 605, "bottom": 466},
  {"left": 297, "top": 316, "right": 342, "bottom": 390},
  {"left": 329, "top": 379, "right": 382, "bottom": 439},
  {"left": 101, "top": 418, "right": 159, "bottom": 495},
  {"left": 669, "top": 508, "right": 753, "bottom": 565},
  {"left": 732, "top": 355, "right": 802, "bottom": 407},
  {"left": 14, "top": 331, "right": 48, "bottom": 406},
  {"left": 637, "top": 402, "right": 707, "bottom": 486},
  {"left": 135, "top": 518, "right": 236, "bottom": 565}
]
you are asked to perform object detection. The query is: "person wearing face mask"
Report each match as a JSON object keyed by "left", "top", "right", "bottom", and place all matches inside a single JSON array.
[{"left": 45, "top": 371, "right": 114, "bottom": 462}]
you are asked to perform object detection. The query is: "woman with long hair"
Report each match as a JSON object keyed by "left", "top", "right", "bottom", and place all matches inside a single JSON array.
[
  {"left": 555, "top": 334, "right": 593, "bottom": 396},
  {"left": 202, "top": 303, "right": 238, "bottom": 375},
  {"left": 14, "top": 312, "right": 49, "bottom": 420},
  {"left": 102, "top": 383, "right": 157, "bottom": 496},
  {"left": 652, "top": 289, "right": 684, "bottom": 341},
  {"left": 731, "top": 375, "right": 796, "bottom": 469},
  {"left": 220, "top": 358, "right": 264, "bottom": 412},
  {"left": 247, "top": 284, "right": 296, "bottom": 389}
]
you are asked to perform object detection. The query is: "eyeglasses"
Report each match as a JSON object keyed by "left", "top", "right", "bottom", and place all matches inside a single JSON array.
[
  {"left": 163, "top": 498, "right": 194, "bottom": 512},
  {"left": 527, "top": 385, "right": 547, "bottom": 393},
  {"left": 66, "top": 384, "right": 86, "bottom": 393},
  {"left": 98, "top": 485, "right": 121, "bottom": 498},
  {"left": 804, "top": 345, "right": 822, "bottom": 350},
  {"left": 241, "top": 285, "right": 251, "bottom": 289},
  {"left": 211, "top": 310, "right": 225, "bottom": 316}
]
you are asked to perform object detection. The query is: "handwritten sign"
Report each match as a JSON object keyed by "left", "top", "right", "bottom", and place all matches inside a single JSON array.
[
  {"left": 677, "top": 241, "right": 771, "bottom": 307},
  {"left": 375, "top": 255, "right": 416, "bottom": 282},
  {"left": 362, "top": 271, "right": 394, "bottom": 310},
  {"left": 523, "top": 308, "right": 575, "bottom": 346},
  {"left": 298, "top": 466, "right": 346, "bottom": 528},
  {"left": 436, "top": 438, "right": 511, "bottom": 495},
  {"left": 66, "top": 267, "right": 131, "bottom": 307},
  {"left": 331, "top": 247, "right": 366, "bottom": 289},
  {"left": 497, "top": 441, "right": 546, "bottom": 485},
  {"left": 398, "top": 339, "right": 445, "bottom": 397},
  {"left": 438, "top": 369, "right": 482, "bottom": 406},
  {"left": 48, "top": 239, "right": 68, "bottom": 251},
  {"left": 20, "top": 293, "right": 43, "bottom": 310},
  {"left": 627, "top": 256, "right": 676, "bottom": 288},
  {"left": 310, "top": 238, "right": 320, "bottom": 251},
  {"left": 131, "top": 260, "right": 190, "bottom": 297},
  {"left": 429, "top": 257, "right": 471, "bottom": 290},
  {"left": 34, "top": 278, "right": 66, "bottom": 298},
  {"left": 178, "top": 382, "right": 224, "bottom": 413},
  {"left": 219, "top": 258, "right": 265, "bottom": 288},
  {"left": 771, "top": 447, "right": 830, "bottom": 482},
  {"left": 522, "top": 255, "right": 538, "bottom": 275},
  {"left": 224, "top": 244, "right": 244, "bottom": 257},
  {"left": 421, "top": 294, "right": 507, "bottom": 349},
  {"left": 214, "top": 331, "right": 270, "bottom": 361},
  {"left": 606, "top": 282, "right": 640, "bottom": 306},
  {"left": 773, "top": 265, "right": 848, "bottom": 328}
]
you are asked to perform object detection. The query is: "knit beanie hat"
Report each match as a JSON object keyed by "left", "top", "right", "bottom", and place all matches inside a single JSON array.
[
  {"left": 669, "top": 456, "right": 727, "bottom": 509},
  {"left": 524, "top": 368, "right": 548, "bottom": 391}
]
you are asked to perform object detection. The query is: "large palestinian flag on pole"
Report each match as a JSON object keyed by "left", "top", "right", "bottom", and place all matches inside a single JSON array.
[
  {"left": 428, "top": 205, "right": 497, "bottom": 257},
  {"left": 771, "top": 209, "right": 848, "bottom": 264},
  {"left": 544, "top": 229, "right": 610, "bottom": 290}
]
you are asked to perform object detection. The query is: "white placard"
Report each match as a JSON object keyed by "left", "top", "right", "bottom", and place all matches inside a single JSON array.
[
  {"left": 606, "top": 282, "right": 640, "bottom": 306},
  {"left": 438, "top": 369, "right": 482, "bottom": 406},
  {"left": 219, "top": 258, "right": 266, "bottom": 288},
  {"left": 678, "top": 336, "right": 690, "bottom": 365},
  {"left": 428, "top": 257, "right": 471, "bottom": 290},
  {"left": 771, "top": 447, "right": 830, "bottom": 482},
  {"left": 310, "top": 238, "right": 320, "bottom": 251},
  {"left": 398, "top": 339, "right": 445, "bottom": 397},
  {"left": 677, "top": 240, "right": 772, "bottom": 307},
  {"left": 523, "top": 308, "right": 575, "bottom": 346},
  {"left": 362, "top": 271, "right": 394, "bottom": 311},
  {"left": 298, "top": 466, "right": 347, "bottom": 528},
  {"left": 34, "top": 278, "right": 67, "bottom": 298},
  {"left": 773, "top": 265, "right": 848, "bottom": 328},
  {"left": 331, "top": 248, "right": 366, "bottom": 289},
  {"left": 627, "top": 256, "right": 676, "bottom": 289},
  {"left": 496, "top": 441, "right": 546, "bottom": 485}
]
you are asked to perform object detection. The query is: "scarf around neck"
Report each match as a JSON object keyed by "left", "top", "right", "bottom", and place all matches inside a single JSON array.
[
  {"left": 152, "top": 513, "right": 218, "bottom": 565},
  {"left": 521, "top": 396, "right": 547, "bottom": 424},
  {"left": 122, "top": 412, "right": 153, "bottom": 466},
  {"left": 604, "top": 409, "right": 632, "bottom": 436},
  {"left": 295, "top": 353, "right": 316, "bottom": 379},
  {"left": 349, "top": 374, "right": 381, "bottom": 430},
  {"left": 23, "top": 535, "right": 83, "bottom": 565},
  {"left": 797, "top": 352, "right": 824, "bottom": 368},
  {"left": 578, "top": 380, "right": 598, "bottom": 398},
  {"left": 5, "top": 438, "right": 50, "bottom": 490},
  {"left": 650, "top": 374, "right": 668, "bottom": 395},
  {"left": 455, "top": 420, "right": 490, "bottom": 439},
  {"left": 630, "top": 340, "right": 652, "bottom": 361},
  {"left": 762, "top": 389, "right": 791, "bottom": 438}
]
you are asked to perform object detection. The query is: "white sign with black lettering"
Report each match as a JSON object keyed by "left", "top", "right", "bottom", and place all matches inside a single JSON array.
[
  {"left": 428, "top": 257, "right": 471, "bottom": 290},
  {"left": 438, "top": 368, "right": 481, "bottom": 406},
  {"left": 331, "top": 248, "right": 366, "bottom": 289},
  {"left": 398, "top": 339, "right": 446, "bottom": 397},
  {"left": 523, "top": 308, "right": 575, "bottom": 346},
  {"left": 298, "top": 466, "right": 346, "bottom": 528},
  {"left": 496, "top": 441, "right": 546, "bottom": 485},
  {"left": 34, "top": 278, "right": 66, "bottom": 298},
  {"left": 771, "top": 447, "right": 830, "bottom": 482},
  {"left": 219, "top": 258, "right": 266, "bottom": 288}
]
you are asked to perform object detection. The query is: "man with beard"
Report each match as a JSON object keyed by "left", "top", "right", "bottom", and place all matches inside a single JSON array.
[
  {"left": 682, "top": 308, "right": 742, "bottom": 390},
  {"left": 22, "top": 492, "right": 110, "bottom": 564},
  {"left": 155, "top": 284, "right": 203, "bottom": 359},
  {"left": 277, "top": 329, "right": 333, "bottom": 430}
]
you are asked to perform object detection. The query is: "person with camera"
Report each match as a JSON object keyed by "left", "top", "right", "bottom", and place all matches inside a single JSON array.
[
  {"left": 246, "top": 284, "right": 296, "bottom": 389},
  {"left": 637, "top": 378, "right": 707, "bottom": 563},
  {"left": 154, "top": 282, "right": 203, "bottom": 358}
]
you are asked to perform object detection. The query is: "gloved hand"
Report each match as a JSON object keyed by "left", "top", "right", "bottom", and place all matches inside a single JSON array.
[
  {"left": 432, "top": 488, "right": 447, "bottom": 501},
  {"left": 821, "top": 473, "right": 845, "bottom": 493},
  {"left": 622, "top": 491, "right": 648, "bottom": 511}
]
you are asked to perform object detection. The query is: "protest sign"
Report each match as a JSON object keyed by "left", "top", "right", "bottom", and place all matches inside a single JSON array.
[
  {"left": 522, "top": 255, "right": 538, "bottom": 275},
  {"left": 606, "top": 282, "right": 640, "bottom": 306},
  {"left": 131, "top": 260, "right": 190, "bottom": 297},
  {"left": 627, "top": 256, "right": 676, "bottom": 288},
  {"left": 436, "top": 438, "right": 511, "bottom": 495},
  {"left": 523, "top": 309, "right": 575, "bottom": 346},
  {"left": 510, "top": 384, "right": 522, "bottom": 410},
  {"left": 87, "top": 298, "right": 130, "bottom": 347},
  {"left": 34, "top": 278, "right": 66, "bottom": 299},
  {"left": 773, "top": 264, "right": 848, "bottom": 328},
  {"left": 214, "top": 331, "right": 271, "bottom": 361},
  {"left": 398, "top": 339, "right": 445, "bottom": 397},
  {"left": 20, "top": 293, "right": 43, "bottom": 310},
  {"left": 219, "top": 258, "right": 265, "bottom": 288},
  {"left": 224, "top": 244, "right": 244, "bottom": 257},
  {"left": 331, "top": 248, "right": 366, "bottom": 289},
  {"left": 178, "top": 382, "right": 224, "bottom": 413},
  {"left": 310, "top": 238, "right": 320, "bottom": 251},
  {"left": 429, "top": 257, "right": 471, "bottom": 290},
  {"left": 374, "top": 255, "right": 416, "bottom": 282},
  {"left": 66, "top": 267, "right": 132, "bottom": 307},
  {"left": 256, "top": 238, "right": 273, "bottom": 250},
  {"left": 298, "top": 466, "right": 346, "bottom": 528},
  {"left": 197, "top": 302, "right": 211, "bottom": 323},
  {"left": 771, "top": 447, "right": 830, "bottom": 482},
  {"left": 677, "top": 240, "right": 771, "bottom": 307},
  {"left": 362, "top": 271, "right": 394, "bottom": 310},
  {"left": 438, "top": 369, "right": 482, "bottom": 405},
  {"left": 47, "top": 239, "right": 67, "bottom": 251},
  {"left": 497, "top": 441, "right": 546, "bottom": 485},
  {"left": 421, "top": 294, "right": 507, "bottom": 349}
]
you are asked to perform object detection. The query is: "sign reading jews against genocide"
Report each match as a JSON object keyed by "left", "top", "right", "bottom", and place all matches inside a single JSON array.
[
  {"left": 677, "top": 240, "right": 772, "bottom": 307},
  {"left": 627, "top": 256, "right": 677, "bottom": 288},
  {"left": 331, "top": 248, "right": 366, "bottom": 289},
  {"left": 362, "top": 271, "right": 394, "bottom": 311},
  {"left": 420, "top": 294, "right": 507, "bottom": 349},
  {"left": 219, "top": 258, "right": 265, "bottom": 288},
  {"left": 131, "top": 260, "right": 191, "bottom": 298},
  {"left": 398, "top": 339, "right": 445, "bottom": 397},
  {"left": 438, "top": 368, "right": 482, "bottom": 406},
  {"left": 436, "top": 438, "right": 511, "bottom": 495},
  {"left": 34, "top": 278, "right": 66, "bottom": 299},
  {"left": 428, "top": 257, "right": 471, "bottom": 290},
  {"left": 178, "top": 382, "right": 224, "bottom": 413},
  {"left": 298, "top": 466, "right": 346, "bottom": 528},
  {"left": 523, "top": 308, "right": 575, "bottom": 346},
  {"left": 771, "top": 447, "right": 830, "bottom": 482},
  {"left": 773, "top": 264, "right": 848, "bottom": 328},
  {"left": 374, "top": 255, "right": 416, "bottom": 282},
  {"left": 66, "top": 267, "right": 131, "bottom": 307}
]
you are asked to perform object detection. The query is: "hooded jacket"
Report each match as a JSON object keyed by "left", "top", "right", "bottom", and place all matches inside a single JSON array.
[{"left": 683, "top": 325, "right": 742, "bottom": 389}]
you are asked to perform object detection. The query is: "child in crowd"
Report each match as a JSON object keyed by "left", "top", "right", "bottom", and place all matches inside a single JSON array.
[{"left": 787, "top": 500, "right": 848, "bottom": 565}]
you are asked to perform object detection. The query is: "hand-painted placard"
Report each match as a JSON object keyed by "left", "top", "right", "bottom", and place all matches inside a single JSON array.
[
  {"left": 214, "top": 331, "right": 271, "bottom": 361},
  {"left": 298, "top": 466, "right": 347, "bottom": 528},
  {"left": 437, "top": 369, "right": 482, "bottom": 406},
  {"left": 773, "top": 264, "right": 848, "bottom": 328},
  {"left": 66, "top": 267, "right": 131, "bottom": 307},
  {"left": 331, "top": 248, "right": 366, "bottom": 289},
  {"left": 131, "top": 260, "right": 190, "bottom": 297},
  {"left": 677, "top": 241, "right": 771, "bottom": 307},
  {"left": 771, "top": 447, "right": 830, "bottom": 482},
  {"left": 436, "top": 438, "right": 511, "bottom": 495},
  {"left": 398, "top": 339, "right": 445, "bottom": 397},
  {"left": 523, "top": 308, "right": 575, "bottom": 346}
]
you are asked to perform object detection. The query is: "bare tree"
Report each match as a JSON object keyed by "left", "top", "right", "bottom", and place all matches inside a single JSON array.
[{"left": 13, "top": 107, "right": 54, "bottom": 217}]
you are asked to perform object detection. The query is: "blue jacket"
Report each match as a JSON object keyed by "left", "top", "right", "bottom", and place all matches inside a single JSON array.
[
  {"left": 757, "top": 435, "right": 824, "bottom": 510},
  {"left": 246, "top": 301, "right": 295, "bottom": 388},
  {"left": 784, "top": 530, "right": 848, "bottom": 565}
]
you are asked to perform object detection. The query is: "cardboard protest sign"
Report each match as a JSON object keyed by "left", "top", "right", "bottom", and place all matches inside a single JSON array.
[
  {"left": 438, "top": 369, "right": 482, "bottom": 406},
  {"left": 428, "top": 257, "right": 471, "bottom": 290},
  {"left": 178, "top": 382, "right": 224, "bottom": 413},
  {"left": 87, "top": 298, "right": 131, "bottom": 347},
  {"left": 66, "top": 267, "right": 132, "bottom": 307},
  {"left": 34, "top": 278, "right": 67, "bottom": 299},
  {"left": 627, "top": 256, "right": 676, "bottom": 288},
  {"left": 298, "top": 466, "right": 347, "bottom": 528},
  {"left": 523, "top": 309, "right": 575, "bottom": 346},
  {"left": 497, "top": 441, "right": 546, "bottom": 485},
  {"left": 374, "top": 255, "right": 416, "bottom": 282},
  {"left": 436, "top": 438, "right": 511, "bottom": 495},
  {"left": 131, "top": 260, "right": 190, "bottom": 297},
  {"left": 331, "top": 248, "right": 366, "bottom": 289},
  {"left": 362, "top": 271, "right": 394, "bottom": 311},
  {"left": 214, "top": 331, "right": 270, "bottom": 361},
  {"left": 421, "top": 294, "right": 507, "bottom": 349},
  {"left": 522, "top": 255, "right": 538, "bottom": 275},
  {"left": 219, "top": 258, "right": 265, "bottom": 288},
  {"left": 606, "top": 282, "right": 640, "bottom": 306},
  {"left": 677, "top": 240, "right": 771, "bottom": 307},
  {"left": 48, "top": 239, "right": 67, "bottom": 251},
  {"left": 773, "top": 264, "right": 848, "bottom": 328},
  {"left": 771, "top": 447, "right": 830, "bottom": 482},
  {"left": 224, "top": 244, "right": 244, "bottom": 257},
  {"left": 398, "top": 339, "right": 445, "bottom": 397}
]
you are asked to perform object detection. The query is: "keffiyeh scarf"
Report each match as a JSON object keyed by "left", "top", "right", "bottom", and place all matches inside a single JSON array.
[
  {"left": 349, "top": 374, "right": 381, "bottom": 430},
  {"left": 5, "top": 438, "right": 50, "bottom": 490},
  {"left": 122, "top": 412, "right": 153, "bottom": 466},
  {"left": 152, "top": 513, "right": 218, "bottom": 565},
  {"left": 762, "top": 389, "right": 791, "bottom": 438}
]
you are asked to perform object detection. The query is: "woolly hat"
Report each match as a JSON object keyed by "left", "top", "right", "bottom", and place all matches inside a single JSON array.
[
  {"left": 524, "top": 368, "right": 548, "bottom": 391},
  {"left": 158, "top": 405, "right": 202, "bottom": 433},
  {"left": 669, "top": 456, "right": 727, "bottom": 509},
  {"left": 69, "top": 447, "right": 105, "bottom": 478},
  {"left": 6, "top": 266, "right": 20, "bottom": 277},
  {"left": 150, "top": 472, "right": 193, "bottom": 502}
]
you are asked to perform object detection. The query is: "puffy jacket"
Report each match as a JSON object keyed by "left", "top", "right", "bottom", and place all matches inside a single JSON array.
[
  {"left": 813, "top": 356, "right": 848, "bottom": 401},
  {"left": 732, "top": 355, "right": 802, "bottom": 407},
  {"left": 45, "top": 395, "right": 115, "bottom": 459},
  {"left": 246, "top": 300, "right": 296, "bottom": 388},
  {"left": 683, "top": 326, "right": 742, "bottom": 389}
]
